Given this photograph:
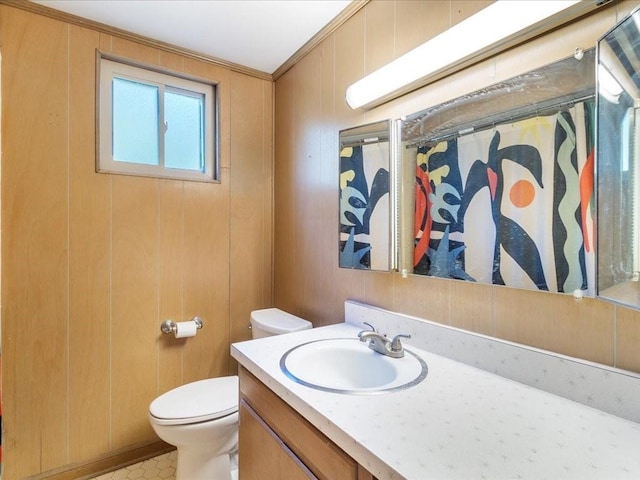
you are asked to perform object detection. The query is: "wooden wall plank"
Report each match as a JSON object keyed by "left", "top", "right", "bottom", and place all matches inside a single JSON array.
[
  {"left": 1, "top": 7, "right": 70, "bottom": 477},
  {"left": 183, "top": 178, "right": 230, "bottom": 381},
  {"left": 394, "top": 1, "right": 449, "bottom": 58},
  {"left": 157, "top": 180, "right": 185, "bottom": 394},
  {"left": 110, "top": 35, "right": 161, "bottom": 65},
  {"left": 111, "top": 175, "right": 160, "bottom": 449},
  {"left": 364, "top": 0, "right": 394, "bottom": 74},
  {"left": 68, "top": 23, "right": 112, "bottom": 463},
  {"left": 261, "top": 80, "right": 275, "bottom": 320},
  {"left": 495, "top": 288, "right": 615, "bottom": 365},
  {"left": 292, "top": 51, "right": 323, "bottom": 320},
  {"left": 451, "top": 0, "right": 494, "bottom": 26},
  {"left": 273, "top": 69, "right": 297, "bottom": 314},
  {"left": 617, "top": 306, "right": 640, "bottom": 371},
  {"left": 229, "top": 72, "right": 273, "bottom": 345},
  {"left": 318, "top": 37, "right": 344, "bottom": 326}
]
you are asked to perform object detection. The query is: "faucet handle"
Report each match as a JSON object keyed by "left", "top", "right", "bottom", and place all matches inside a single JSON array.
[
  {"left": 390, "top": 333, "right": 411, "bottom": 352},
  {"left": 362, "top": 321, "right": 377, "bottom": 332},
  {"left": 357, "top": 322, "right": 382, "bottom": 342},
  {"left": 358, "top": 322, "right": 378, "bottom": 338}
]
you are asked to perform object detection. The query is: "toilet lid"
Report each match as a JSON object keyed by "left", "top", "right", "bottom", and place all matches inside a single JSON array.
[
  {"left": 251, "top": 308, "right": 312, "bottom": 334},
  {"left": 149, "top": 376, "right": 238, "bottom": 425}
]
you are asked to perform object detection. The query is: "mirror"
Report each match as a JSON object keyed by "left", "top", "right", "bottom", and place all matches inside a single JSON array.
[
  {"left": 399, "top": 51, "right": 596, "bottom": 294},
  {"left": 597, "top": 7, "right": 640, "bottom": 308},
  {"left": 339, "top": 120, "right": 394, "bottom": 271}
]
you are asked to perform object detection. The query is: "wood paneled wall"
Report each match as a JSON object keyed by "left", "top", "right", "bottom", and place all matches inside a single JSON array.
[
  {"left": 274, "top": 0, "right": 640, "bottom": 376},
  {"left": 0, "top": 5, "right": 273, "bottom": 478}
]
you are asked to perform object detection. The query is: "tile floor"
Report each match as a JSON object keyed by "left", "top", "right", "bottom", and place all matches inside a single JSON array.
[
  {"left": 89, "top": 450, "right": 239, "bottom": 480},
  {"left": 90, "top": 451, "right": 176, "bottom": 480}
]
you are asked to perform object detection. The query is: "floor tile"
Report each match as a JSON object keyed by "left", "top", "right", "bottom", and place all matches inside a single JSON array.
[{"left": 89, "top": 451, "right": 176, "bottom": 480}]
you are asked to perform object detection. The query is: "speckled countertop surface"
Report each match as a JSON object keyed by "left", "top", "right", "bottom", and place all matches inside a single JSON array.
[{"left": 231, "top": 323, "right": 640, "bottom": 480}]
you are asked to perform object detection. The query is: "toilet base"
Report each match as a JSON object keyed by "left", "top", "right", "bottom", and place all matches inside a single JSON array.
[{"left": 176, "top": 448, "right": 232, "bottom": 480}]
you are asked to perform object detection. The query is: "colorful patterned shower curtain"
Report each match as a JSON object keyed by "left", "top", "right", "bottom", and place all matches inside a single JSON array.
[
  {"left": 414, "top": 102, "right": 595, "bottom": 294},
  {"left": 340, "top": 143, "right": 390, "bottom": 270}
]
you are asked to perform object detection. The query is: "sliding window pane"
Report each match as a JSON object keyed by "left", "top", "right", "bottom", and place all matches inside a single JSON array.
[
  {"left": 112, "top": 77, "right": 159, "bottom": 165},
  {"left": 165, "top": 90, "right": 205, "bottom": 171}
]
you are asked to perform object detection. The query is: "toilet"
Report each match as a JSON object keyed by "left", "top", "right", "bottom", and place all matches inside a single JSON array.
[{"left": 148, "top": 308, "right": 312, "bottom": 480}]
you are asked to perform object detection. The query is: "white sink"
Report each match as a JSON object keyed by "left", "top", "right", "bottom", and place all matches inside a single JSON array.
[{"left": 280, "top": 337, "right": 428, "bottom": 394}]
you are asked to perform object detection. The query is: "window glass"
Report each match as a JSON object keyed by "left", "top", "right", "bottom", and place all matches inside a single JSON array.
[
  {"left": 112, "top": 77, "right": 160, "bottom": 166},
  {"left": 165, "top": 89, "right": 205, "bottom": 171}
]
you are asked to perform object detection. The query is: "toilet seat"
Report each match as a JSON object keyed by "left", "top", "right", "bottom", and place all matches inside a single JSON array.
[{"left": 149, "top": 376, "right": 238, "bottom": 426}]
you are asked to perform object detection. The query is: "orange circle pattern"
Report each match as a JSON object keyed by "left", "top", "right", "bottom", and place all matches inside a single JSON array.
[{"left": 509, "top": 180, "right": 536, "bottom": 208}]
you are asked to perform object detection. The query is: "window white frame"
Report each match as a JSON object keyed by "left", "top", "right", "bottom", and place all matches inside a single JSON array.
[{"left": 97, "top": 53, "right": 218, "bottom": 182}]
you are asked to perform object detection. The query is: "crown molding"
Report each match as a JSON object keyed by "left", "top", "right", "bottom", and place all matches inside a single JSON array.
[{"left": 1, "top": 0, "right": 273, "bottom": 81}]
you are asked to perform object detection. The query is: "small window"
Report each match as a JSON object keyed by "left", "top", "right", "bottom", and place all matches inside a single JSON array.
[{"left": 98, "top": 54, "right": 217, "bottom": 182}]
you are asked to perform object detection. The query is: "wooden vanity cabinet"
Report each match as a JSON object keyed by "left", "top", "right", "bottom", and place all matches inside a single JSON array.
[
  {"left": 239, "top": 367, "right": 378, "bottom": 480},
  {"left": 239, "top": 400, "right": 316, "bottom": 479}
]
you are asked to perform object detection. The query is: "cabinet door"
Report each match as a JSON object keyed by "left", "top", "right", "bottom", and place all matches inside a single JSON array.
[
  {"left": 239, "top": 399, "right": 316, "bottom": 480},
  {"left": 239, "top": 367, "right": 360, "bottom": 480}
]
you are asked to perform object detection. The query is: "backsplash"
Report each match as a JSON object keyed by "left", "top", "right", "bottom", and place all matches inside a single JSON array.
[{"left": 345, "top": 301, "right": 640, "bottom": 423}]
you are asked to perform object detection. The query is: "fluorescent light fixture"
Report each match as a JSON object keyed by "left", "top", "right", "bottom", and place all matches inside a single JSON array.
[{"left": 346, "top": 0, "right": 600, "bottom": 110}]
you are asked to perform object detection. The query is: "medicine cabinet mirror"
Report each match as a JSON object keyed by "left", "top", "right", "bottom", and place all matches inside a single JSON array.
[
  {"left": 398, "top": 50, "right": 596, "bottom": 294},
  {"left": 596, "top": 6, "right": 640, "bottom": 309},
  {"left": 339, "top": 120, "right": 394, "bottom": 271}
]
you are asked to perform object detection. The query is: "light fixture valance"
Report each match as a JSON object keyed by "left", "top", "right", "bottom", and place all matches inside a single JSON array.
[{"left": 346, "top": 0, "right": 604, "bottom": 110}]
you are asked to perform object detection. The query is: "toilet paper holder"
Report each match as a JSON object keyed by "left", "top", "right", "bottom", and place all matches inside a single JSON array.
[{"left": 161, "top": 317, "right": 203, "bottom": 334}]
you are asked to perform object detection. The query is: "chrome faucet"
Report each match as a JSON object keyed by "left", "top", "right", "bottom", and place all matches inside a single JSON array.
[{"left": 357, "top": 323, "right": 411, "bottom": 358}]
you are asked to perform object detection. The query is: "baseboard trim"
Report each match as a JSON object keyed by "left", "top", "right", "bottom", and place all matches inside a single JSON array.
[{"left": 27, "top": 441, "right": 175, "bottom": 480}]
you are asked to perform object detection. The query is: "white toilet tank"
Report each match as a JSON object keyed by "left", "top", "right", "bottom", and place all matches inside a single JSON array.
[{"left": 250, "top": 308, "right": 312, "bottom": 339}]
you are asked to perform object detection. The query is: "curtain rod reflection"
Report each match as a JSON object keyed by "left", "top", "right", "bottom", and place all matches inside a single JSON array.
[{"left": 406, "top": 92, "right": 594, "bottom": 149}]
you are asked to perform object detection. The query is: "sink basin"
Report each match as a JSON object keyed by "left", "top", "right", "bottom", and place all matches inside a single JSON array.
[{"left": 280, "top": 337, "right": 428, "bottom": 394}]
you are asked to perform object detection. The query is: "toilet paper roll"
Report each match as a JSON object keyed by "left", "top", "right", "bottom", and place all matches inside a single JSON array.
[{"left": 174, "top": 320, "right": 198, "bottom": 338}]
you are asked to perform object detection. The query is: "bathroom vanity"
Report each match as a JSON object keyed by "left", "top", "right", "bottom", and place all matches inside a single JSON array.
[
  {"left": 232, "top": 301, "right": 640, "bottom": 480},
  {"left": 239, "top": 367, "right": 377, "bottom": 480}
]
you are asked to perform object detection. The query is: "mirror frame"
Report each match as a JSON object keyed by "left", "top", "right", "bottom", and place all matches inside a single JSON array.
[
  {"left": 596, "top": 5, "right": 640, "bottom": 309},
  {"left": 338, "top": 120, "right": 396, "bottom": 271}
]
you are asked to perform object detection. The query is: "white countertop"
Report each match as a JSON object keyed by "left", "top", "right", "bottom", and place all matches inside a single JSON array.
[{"left": 231, "top": 323, "right": 640, "bottom": 480}]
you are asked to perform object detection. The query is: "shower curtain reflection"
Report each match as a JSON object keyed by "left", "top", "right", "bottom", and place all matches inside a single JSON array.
[
  {"left": 412, "top": 102, "right": 595, "bottom": 294},
  {"left": 339, "top": 120, "right": 392, "bottom": 271}
]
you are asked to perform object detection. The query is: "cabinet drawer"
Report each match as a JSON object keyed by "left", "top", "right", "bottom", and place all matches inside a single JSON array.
[{"left": 239, "top": 367, "right": 372, "bottom": 480}]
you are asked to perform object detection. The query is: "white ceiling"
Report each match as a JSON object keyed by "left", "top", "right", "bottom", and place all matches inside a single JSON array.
[{"left": 32, "top": 0, "right": 352, "bottom": 75}]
